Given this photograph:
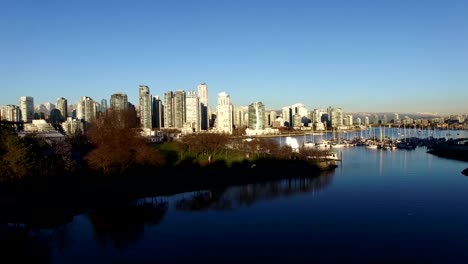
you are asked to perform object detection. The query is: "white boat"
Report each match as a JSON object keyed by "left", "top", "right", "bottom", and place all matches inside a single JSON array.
[
  {"left": 325, "top": 152, "right": 340, "bottom": 160},
  {"left": 315, "top": 140, "right": 331, "bottom": 149},
  {"left": 365, "top": 141, "right": 378, "bottom": 149},
  {"left": 306, "top": 151, "right": 340, "bottom": 161},
  {"left": 331, "top": 143, "right": 346, "bottom": 148}
]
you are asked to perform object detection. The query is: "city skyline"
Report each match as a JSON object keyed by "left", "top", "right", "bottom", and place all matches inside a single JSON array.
[{"left": 1, "top": 1, "right": 467, "bottom": 114}]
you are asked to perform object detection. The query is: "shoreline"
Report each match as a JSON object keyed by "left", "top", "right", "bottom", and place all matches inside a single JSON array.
[{"left": 0, "top": 159, "right": 337, "bottom": 226}]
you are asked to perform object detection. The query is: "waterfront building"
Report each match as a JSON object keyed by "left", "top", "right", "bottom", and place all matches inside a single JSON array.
[
  {"left": 163, "top": 91, "right": 174, "bottom": 128},
  {"left": 293, "top": 113, "right": 303, "bottom": 129},
  {"left": 248, "top": 102, "right": 266, "bottom": 131},
  {"left": 272, "top": 116, "right": 284, "bottom": 128},
  {"left": 403, "top": 117, "right": 413, "bottom": 125},
  {"left": 139, "top": 85, "right": 152, "bottom": 129},
  {"left": 19, "top": 96, "right": 34, "bottom": 122},
  {"left": 268, "top": 111, "right": 277, "bottom": 127},
  {"left": 152, "top": 96, "right": 163, "bottom": 129},
  {"left": 234, "top": 106, "right": 248, "bottom": 128},
  {"left": 356, "top": 117, "right": 362, "bottom": 126},
  {"left": 344, "top": 114, "right": 353, "bottom": 126},
  {"left": 292, "top": 103, "right": 308, "bottom": 118},
  {"left": 110, "top": 92, "right": 128, "bottom": 111},
  {"left": 185, "top": 90, "right": 200, "bottom": 132},
  {"left": 364, "top": 116, "right": 370, "bottom": 126},
  {"left": 311, "top": 109, "right": 322, "bottom": 124},
  {"left": 173, "top": 90, "right": 186, "bottom": 129},
  {"left": 215, "top": 92, "right": 233, "bottom": 134},
  {"left": 330, "top": 107, "right": 344, "bottom": 128},
  {"left": 373, "top": 114, "right": 379, "bottom": 125},
  {"left": 382, "top": 114, "right": 388, "bottom": 125},
  {"left": 56, "top": 97, "right": 68, "bottom": 121},
  {"left": 0, "top": 105, "right": 21, "bottom": 122},
  {"left": 282, "top": 106, "right": 292, "bottom": 127},
  {"left": 76, "top": 96, "right": 97, "bottom": 124},
  {"left": 197, "top": 83, "right": 209, "bottom": 130}
]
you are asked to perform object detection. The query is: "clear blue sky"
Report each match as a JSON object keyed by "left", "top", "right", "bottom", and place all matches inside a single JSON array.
[{"left": 1, "top": 0, "right": 467, "bottom": 114}]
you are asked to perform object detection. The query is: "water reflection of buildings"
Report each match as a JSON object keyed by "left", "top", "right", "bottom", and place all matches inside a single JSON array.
[
  {"left": 175, "top": 172, "right": 334, "bottom": 211},
  {"left": 88, "top": 198, "right": 168, "bottom": 251}
]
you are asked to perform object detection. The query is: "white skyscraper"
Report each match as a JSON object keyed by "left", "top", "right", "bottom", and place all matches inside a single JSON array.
[
  {"left": 215, "top": 92, "right": 233, "bottom": 134},
  {"left": 197, "top": 83, "right": 209, "bottom": 130},
  {"left": 139, "top": 85, "right": 152, "bottom": 129},
  {"left": 1, "top": 105, "right": 21, "bottom": 122},
  {"left": 185, "top": 90, "right": 200, "bottom": 132},
  {"left": 19, "top": 96, "right": 34, "bottom": 122},
  {"left": 77, "top": 96, "right": 97, "bottom": 123}
]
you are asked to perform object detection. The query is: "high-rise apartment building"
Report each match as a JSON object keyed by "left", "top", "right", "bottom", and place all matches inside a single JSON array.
[
  {"left": 173, "top": 90, "right": 186, "bottom": 129},
  {"left": 329, "top": 108, "right": 344, "bottom": 128},
  {"left": 139, "top": 85, "right": 152, "bottom": 129},
  {"left": 282, "top": 107, "right": 292, "bottom": 127},
  {"left": 100, "top": 99, "right": 108, "bottom": 113},
  {"left": 110, "top": 92, "right": 128, "bottom": 111},
  {"left": 1, "top": 105, "right": 21, "bottom": 122},
  {"left": 234, "top": 106, "right": 248, "bottom": 128},
  {"left": 185, "top": 90, "right": 200, "bottom": 132},
  {"left": 19, "top": 96, "right": 34, "bottom": 122},
  {"left": 311, "top": 109, "right": 322, "bottom": 124},
  {"left": 197, "top": 83, "right": 209, "bottom": 130},
  {"left": 268, "top": 111, "right": 277, "bottom": 127},
  {"left": 76, "top": 96, "right": 97, "bottom": 123},
  {"left": 152, "top": 96, "right": 163, "bottom": 129},
  {"left": 248, "top": 102, "right": 266, "bottom": 130},
  {"left": 56, "top": 97, "right": 68, "bottom": 121},
  {"left": 163, "top": 91, "right": 174, "bottom": 128},
  {"left": 373, "top": 114, "right": 379, "bottom": 125},
  {"left": 356, "top": 117, "right": 362, "bottom": 126},
  {"left": 215, "top": 92, "right": 233, "bottom": 134},
  {"left": 344, "top": 114, "right": 353, "bottom": 126}
]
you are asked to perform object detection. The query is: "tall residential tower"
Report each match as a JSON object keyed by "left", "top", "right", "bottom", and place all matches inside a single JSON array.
[
  {"left": 19, "top": 96, "right": 34, "bottom": 122},
  {"left": 215, "top": 92, "right": 233, "bottom": 134},
  {"left": 197, "top": 83, "right": 209, "bottom": 130},
  {"left": 139, "top": 85, "right": 152, "bottom": 129}
]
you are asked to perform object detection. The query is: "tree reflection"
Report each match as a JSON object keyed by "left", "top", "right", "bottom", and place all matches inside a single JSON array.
[
  {"left": 88, "top": 198, "right": 168, "bottom": 251},
  {"left": 0, "top": 222, "right": 72, "bottom": 264},
  {"left": 175, "top": 172, "right": 334, "bottom": 211},
  {"left": 0, "top": 206, "right": 75, "bottom": 263}
]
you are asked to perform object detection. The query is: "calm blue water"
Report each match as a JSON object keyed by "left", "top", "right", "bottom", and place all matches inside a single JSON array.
[{"left": 3, "top": 130, "right": 468, "bottom": 263}]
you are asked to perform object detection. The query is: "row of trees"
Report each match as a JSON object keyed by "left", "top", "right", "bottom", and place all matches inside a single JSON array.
[
  {"left": 1, "top": 108, "right": 334, "bottom": 182},
  {"left": 84, "top": 109, "right": 164, "bottom": 175},
  {"left": 0, "top": 122, "right": 75, "bottom": 182}
]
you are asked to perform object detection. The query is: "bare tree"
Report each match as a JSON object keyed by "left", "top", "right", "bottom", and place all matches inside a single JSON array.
[{"left": 85, "top": 109, "right": 164, "bottom": 175}]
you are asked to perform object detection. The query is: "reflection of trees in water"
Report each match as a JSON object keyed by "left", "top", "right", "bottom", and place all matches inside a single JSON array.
[
  {"left": 175, "top": 172, "right": 334, "bottom": 211},
  {"left": 0, "top": 223, "right": 72, "bottom": 264},
  {"left": 0, "top": 208, "right": 74, "bottom": 263},
  {"left": 175, "top": 189, "right": 232, "bottom": 211},
  {"left": 88, "top": 198, "right": 168, "bottom": 251}
]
